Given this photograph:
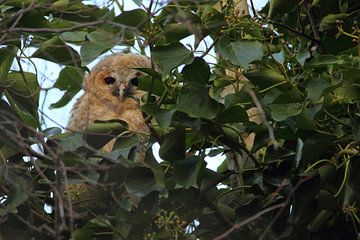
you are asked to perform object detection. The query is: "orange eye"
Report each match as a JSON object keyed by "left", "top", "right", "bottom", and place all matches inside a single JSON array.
[{"left": 104, "top": 77, "right": 115, "bottom": 84}]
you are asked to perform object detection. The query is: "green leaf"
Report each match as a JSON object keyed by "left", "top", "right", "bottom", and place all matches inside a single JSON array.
[
  {"left": 305, "top": 78, "right": 332, "bottom": 103},
  {"left": 80, "top": 30, "right": 121, "bottom": 65},
  {"left": 50, "top": 66, "right": 85, "bottom": 109},
  {"left": 114, "top": 9, "right": 147, "bottom": 28},
  {"left": 173, "top": 156, "right": 205, "bottom": 188},
  {"left": 53, "top": 132, "right": 84, "bottom": 152},
  {"left": 245, "top": 68, "right": 289, "bottom": 91},
  {"left": 4, "top": 93, "right": 39, "bottom": 128},
  {"left": 141, "top": 103, "right": 175, "bottom": 129},
  {"left": 182, "top": 57, "right": 210, "bottom": 87},
  {"left": 307, "top": 54, "right": 343, "bottom": 68},
  {"left": 152, "top": 42, "right": 193, "bottom": 76},
  {"left": 272, "top": 49, "right": 285, "bottom": 64},
  {"left": 216, "top": 105, "right": 249, "bottom": 124},
  {"left": 268, "top": 0, "right": 297, "bottom": 18},
  {"left": 32, "top": 36, "right": 81, "bottom": 66},
  {"left": 217, "top": 38, "right": 263, "bottom": 69},
  {"left": 296, "top": 48, "right": 311, "bottom": 66},
  {"left": 2, "top": 72, "right": 40, "bottom": 127},
  {"left": 124, "top": 167, "right": 164, "bottom": 197},
  {"left": 301, "top": 133, "right": 336, "bottom": 166},
  {"left": 60, "top": 31, "right": 88, "bottom": 42},
  {"left": 319, "top": 13, "right": 348, "bottom": 32},
  {"left": 177, "top": 87, "right": 220, "bottom": 119},
  {"left": 0, "top": 46, "right": 17, "bottom": 84},
  {"left": 270, "top": 103, "right": 303, "bottom": 121},
  {"left": 84, "top": 120, "right": 129, "bottom": 150},
  {"left": 164, "top": 23, "right": 193, "bottom": 42},
  {"left": 137, "top": 75, "right": 165, "bottom": 96},
  {"left": 159, "top": 129, "right": 185, "bottom": 162},
  {"left": 0, "top": 143, "right": 19, "bottom": 162}
]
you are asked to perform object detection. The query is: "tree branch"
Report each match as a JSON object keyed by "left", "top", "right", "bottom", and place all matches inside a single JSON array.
[
  {"left": 303, "top": 0, "right": 324, "bottom": 52},
  {"left": 269, "top": 20, "right": 319, "bottom": 43},
  {"left": 247, "top": 88, "right": 279, "bottom": 150},
  {"left": 213, "top": 203, "right": 286, "bottom": 240}
]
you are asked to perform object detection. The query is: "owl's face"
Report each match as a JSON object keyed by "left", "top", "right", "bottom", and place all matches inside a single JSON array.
[{"left": 84, "top": 53, "right": 151, "bottom": 102}]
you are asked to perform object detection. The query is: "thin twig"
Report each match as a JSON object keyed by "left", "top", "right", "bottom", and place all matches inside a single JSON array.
[
  {"left": 249, "top": 0, "right": 257, "bottom": 17},
  {"left": 0, "top": 19, "right": 136, "bottom": 34},
  {"left": 247, "top": 88, "right": 279, "bottom": 150},
  {"left": 259, "top": 176, "right": 314, "bottom": 239},
  {"left": 269, "top": 20, "right": 319, "bottom": 43}
]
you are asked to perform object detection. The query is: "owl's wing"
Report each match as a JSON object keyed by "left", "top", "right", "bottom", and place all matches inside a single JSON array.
[{"left": 66, "top": 95, "right": 89, "bottom": 132}]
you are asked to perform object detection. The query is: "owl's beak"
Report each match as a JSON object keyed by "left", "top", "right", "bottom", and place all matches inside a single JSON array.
[{"left": 117, "top": 82, "right": 128, "bottom": 101}]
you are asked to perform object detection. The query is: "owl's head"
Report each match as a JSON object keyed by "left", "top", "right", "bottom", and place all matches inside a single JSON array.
[{"left": 84, "top": 53, "right": 151, "bottom": 102}]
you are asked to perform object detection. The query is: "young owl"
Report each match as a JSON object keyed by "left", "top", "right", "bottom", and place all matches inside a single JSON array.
[{"left": 67, "top": 53, "right": 151, "bottom": 159}]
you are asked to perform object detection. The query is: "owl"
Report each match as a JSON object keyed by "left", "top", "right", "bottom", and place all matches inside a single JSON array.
[{"left": 67, "top": 53, "right": 151, "bottom": 161}]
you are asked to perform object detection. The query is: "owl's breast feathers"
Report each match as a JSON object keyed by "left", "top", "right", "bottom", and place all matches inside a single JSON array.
[{"left": 68, "top": 93, "right": 148, "bottom": 135}]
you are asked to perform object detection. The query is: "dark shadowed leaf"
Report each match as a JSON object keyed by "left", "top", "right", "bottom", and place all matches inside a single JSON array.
[
  {"left": 245, "top": 68, "right": 289, "bottom": 91},
  {"left": 268, "top": 0, "right": 297, "bottom": 18},
  {"left": 124, "top": 167, "right": 164, "bottom": 197},
  {"left": 0, "top": 46, "right": 17, "bottom": 84},
  {"left": 301, "top": 133, "right": 336, "bottom": 166},
  {"left": 159, "top": 128, "right": 185, "bottom": 161},
  {"left": 173, "top": 156, "right": 205, "bottom": 188},
  {"left": 177, "top": 87, "right": 220, "bottom": 119},
  {"left": 182, "top": 57, "right": 210, "bottom": 86},
  {"left": 114, "top": 9, "right": 148, "bottom": 28},
  {"left": 216, "top": 104, "right": 249, "bottom": 124}
]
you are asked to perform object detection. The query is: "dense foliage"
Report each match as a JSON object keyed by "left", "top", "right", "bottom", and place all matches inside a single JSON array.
[{"left": 1, "top": 0, "right": 360, "bottom": 239}]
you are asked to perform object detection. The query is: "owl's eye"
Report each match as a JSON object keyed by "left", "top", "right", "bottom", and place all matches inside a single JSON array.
[
  {"left": 130, "top": 77, "right": 139, "bottom": 87},
  {"left": 104, "top": 76, "right": 116, "bottom": 84}
]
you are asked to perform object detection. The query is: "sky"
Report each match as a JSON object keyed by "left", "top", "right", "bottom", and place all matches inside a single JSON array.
[{"left": 18, "top": 0, "right": 267, "bottom": 170}]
